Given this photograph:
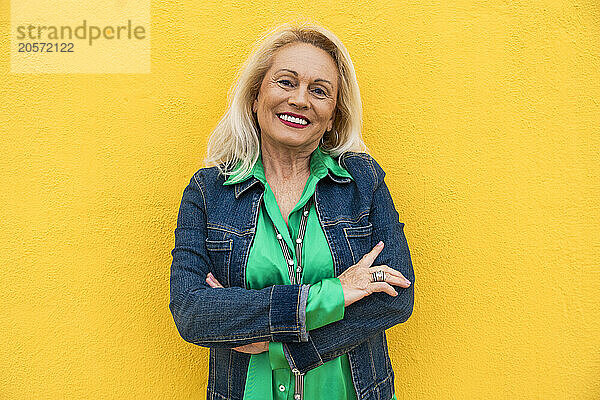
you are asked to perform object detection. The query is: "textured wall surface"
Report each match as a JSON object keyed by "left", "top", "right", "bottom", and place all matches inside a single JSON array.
[{"left": 1, "top": 1, "right": 598, "bottom": 399}]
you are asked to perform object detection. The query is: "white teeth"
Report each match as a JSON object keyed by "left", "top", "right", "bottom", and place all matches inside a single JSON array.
[{"left": 279, "top": 114, "right": 308, "bottom": 125}]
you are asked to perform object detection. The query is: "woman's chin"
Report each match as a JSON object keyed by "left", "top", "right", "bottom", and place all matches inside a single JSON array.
[{"left": 266, "top": 133, "right": 315, "bottom": 149}]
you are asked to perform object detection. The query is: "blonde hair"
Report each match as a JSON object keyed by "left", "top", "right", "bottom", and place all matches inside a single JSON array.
[{"left": 204, "top": 20, "right": 369, "bottom": 178}]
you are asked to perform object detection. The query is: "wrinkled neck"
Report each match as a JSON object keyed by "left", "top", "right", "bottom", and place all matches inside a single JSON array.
[{"left": 260, "top": 141, "right": 315, "bottom": 186}]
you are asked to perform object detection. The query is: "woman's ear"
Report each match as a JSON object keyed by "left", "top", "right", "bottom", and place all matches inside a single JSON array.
[{"left": 252, "top": 97, "right": 258, "bottom": 114}]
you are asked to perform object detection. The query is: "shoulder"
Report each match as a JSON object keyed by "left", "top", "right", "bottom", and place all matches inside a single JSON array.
[
  {"left": 339, "top": 151, "right": 386, "bottom": 190},
  {"left": 181, "top": 165, "right": 236, "bottom": 215},
  {"left": 189, "top": 165, "right": 227, "bottom": 188},
  {"left": 184, "top": 165, "right": 231, "bottom": 203}
]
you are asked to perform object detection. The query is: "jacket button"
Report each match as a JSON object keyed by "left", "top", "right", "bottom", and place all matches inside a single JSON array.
[{"left": 279, "top": 384, "right": 286, "bottom": 392}]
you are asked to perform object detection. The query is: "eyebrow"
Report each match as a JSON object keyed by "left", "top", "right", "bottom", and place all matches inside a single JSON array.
[{"left": 275, "top": 68, "right": 333, "bottom": 88}]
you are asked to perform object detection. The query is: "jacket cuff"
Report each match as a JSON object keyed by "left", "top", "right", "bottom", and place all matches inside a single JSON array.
[
  {"left": 269, "top": 284, "right": 311, "bottom": 342},
  {"left": 282, "top": 337, "right": 323, "bottom": 374}
]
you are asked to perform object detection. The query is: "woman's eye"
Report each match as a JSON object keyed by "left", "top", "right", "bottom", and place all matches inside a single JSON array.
[
  {"left": 313, "top": 87, "right": 327, "bottom": 97},
  {"left": 278, "top": 79, "right": 293, "bottom": 87}
]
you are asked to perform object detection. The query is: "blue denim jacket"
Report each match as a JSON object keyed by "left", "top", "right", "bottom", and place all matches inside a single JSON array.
[{"left": 169, "top": 151, "right": 415, "bottom": 400}]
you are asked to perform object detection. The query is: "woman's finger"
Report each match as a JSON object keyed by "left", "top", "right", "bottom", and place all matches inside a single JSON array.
[
  {"left": 369, "top": 282, "right": 399, "bottom": 297},
  {"left": 206, "top": 273, "right": 224, "bottom": 288},
  {"left": 368, "top": 265, "right": 411, "bottom": 286},
  {"left": 359, "top": 241, "right": 385, "bottom": 267},
  {"left": 232, "top": 345, "right": 247, "bottom": 353},
  {"left": 233, "top": 341, "right": 269, "bottom": 354},
  {"left": 206, "top": 278, "right": 218, "bottom": 288},
  {"left": 369, "top": 272, "right": 411, "bottom": 289}
]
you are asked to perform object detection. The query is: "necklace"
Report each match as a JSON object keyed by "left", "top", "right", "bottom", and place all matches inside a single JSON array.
[
  {"left": 268, "top": 194, "right": 312, "bottom": 400},
  {"left": 270, "top": 194, "right": 312, "bottom": 286}
]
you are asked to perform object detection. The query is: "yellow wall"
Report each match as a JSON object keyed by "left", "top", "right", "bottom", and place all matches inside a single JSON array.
[{"left": 1, "top": 1, "right": 598, "bottom": 399}]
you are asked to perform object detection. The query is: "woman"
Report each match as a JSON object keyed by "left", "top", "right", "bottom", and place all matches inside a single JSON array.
[{"left": 170, "top": 22, "right": 415, "bottom": 400}]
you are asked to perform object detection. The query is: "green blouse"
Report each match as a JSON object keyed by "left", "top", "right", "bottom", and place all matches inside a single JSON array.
[{"left": 223, "top": 147, "right": 397, "bottom": 400}]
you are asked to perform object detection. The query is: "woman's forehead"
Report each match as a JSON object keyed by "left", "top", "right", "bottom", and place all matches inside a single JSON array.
[{"left": 268, "top": 42, "right": 338, "bottom": 82}]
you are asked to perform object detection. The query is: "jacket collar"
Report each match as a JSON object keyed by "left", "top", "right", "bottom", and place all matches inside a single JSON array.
[
  {"left": 223, "top": 147, "right": 353, "bottom": 199},
  {"left": 233, "top": 177, "right": 263, "bottom": 199}
]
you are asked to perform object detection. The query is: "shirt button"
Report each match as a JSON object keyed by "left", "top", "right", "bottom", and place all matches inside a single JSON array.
[
  {"left": 279, "top": 384, "right": 286, "bottom": 392},
  {"left": 287, "top": 259, "right": 294, "bottom": 266},
  {"left": 296, "top": 238, "right": 302, "bottom": 244}
]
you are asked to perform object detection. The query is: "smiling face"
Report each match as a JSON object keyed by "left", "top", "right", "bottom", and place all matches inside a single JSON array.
[{"left": 252, "top": 42, "right": 339, "bottom": 153}]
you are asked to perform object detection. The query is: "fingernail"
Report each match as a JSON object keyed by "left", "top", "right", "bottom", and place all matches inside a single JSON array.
[
  {"left": 377, "top": 241, "right": 384, "bottom": 247},
  {"left": 404, "top": 279, "right": 411, "bottom": 285}
]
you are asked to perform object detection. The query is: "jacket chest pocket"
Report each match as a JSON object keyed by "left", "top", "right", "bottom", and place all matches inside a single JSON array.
[
  {"left": 205, "top": 238, "right": 233, "bottom": 286},
  {"left": 343, "top": 222, "right": 373, "bottom": 264}
]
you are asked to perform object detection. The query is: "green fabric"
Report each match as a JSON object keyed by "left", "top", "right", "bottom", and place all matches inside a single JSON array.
[{"left": 223, "top": 147, "right": 397, "bottom": 400}]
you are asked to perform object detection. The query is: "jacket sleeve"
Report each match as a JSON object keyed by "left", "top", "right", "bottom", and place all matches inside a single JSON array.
[
  {"left": 169, "top": 172, "right": 312, "bottom": 348},
  {"left": 280, "top": 157, "right": 415, "bottom": 373},
  {"left": 269, "top": 277, "right": 346, "bottom": 370}
]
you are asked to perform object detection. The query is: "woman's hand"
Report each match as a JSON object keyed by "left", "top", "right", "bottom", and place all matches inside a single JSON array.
[
  {"left": 337, "top": 241, "right": 412, "bottom": 307},
  {"left": 205, "top": 272, "right": 270, "bottom": 354}
]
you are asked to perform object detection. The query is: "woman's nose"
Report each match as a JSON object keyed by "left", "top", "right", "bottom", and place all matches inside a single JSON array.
[{"left": 288, "top": 85, "right": 309, "bottom": 109}]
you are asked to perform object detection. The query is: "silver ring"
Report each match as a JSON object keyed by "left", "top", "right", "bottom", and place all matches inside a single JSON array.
[{"left": 371, "top": 270, "right": 386, "bottom": 283}]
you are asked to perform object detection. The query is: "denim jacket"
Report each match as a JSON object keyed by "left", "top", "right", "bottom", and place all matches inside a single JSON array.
[{"left": 169, "top": 151, "right": 415, "bottom": 400}]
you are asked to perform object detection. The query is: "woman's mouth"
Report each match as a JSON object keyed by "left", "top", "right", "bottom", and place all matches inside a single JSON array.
[{"left": 277, "top": 113, "right": 310, "bottom": 129}]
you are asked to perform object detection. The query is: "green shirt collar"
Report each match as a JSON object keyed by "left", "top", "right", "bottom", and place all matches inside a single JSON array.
[{"left": 223, "top": 147, "right": 353, "bottom": 186}]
